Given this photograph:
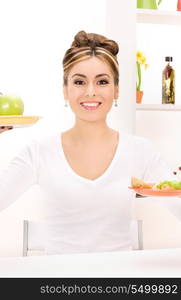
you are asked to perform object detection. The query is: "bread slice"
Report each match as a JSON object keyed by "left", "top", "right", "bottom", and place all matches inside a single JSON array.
[{"left": 131, "top": 177, "right": 152, "bottom": 189}]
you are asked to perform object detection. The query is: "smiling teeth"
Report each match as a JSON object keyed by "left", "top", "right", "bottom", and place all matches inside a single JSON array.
[{"left": 81, "top": 103, "right": 100, "bottom": 107}]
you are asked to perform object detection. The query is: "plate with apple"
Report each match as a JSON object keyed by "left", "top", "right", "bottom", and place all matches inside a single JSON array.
[{"left": 0, "top": 93, "right": 42, "bottom": 127}]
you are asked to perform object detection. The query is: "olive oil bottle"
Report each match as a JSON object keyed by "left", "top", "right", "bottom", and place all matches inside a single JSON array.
[{"left": 162, "top": 56, "right": 175, "bottom": 104}]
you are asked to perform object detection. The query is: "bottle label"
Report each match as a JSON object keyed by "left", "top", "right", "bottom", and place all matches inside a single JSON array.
[{"left": 162, "top": 65, "right": 175, "bottom": 104}]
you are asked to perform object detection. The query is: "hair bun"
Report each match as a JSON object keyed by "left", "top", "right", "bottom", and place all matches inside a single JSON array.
[
  {"left": 71, "top": 30, "right": 119, "bottom": 56},
  {"left": 72, "top": 30, "right": 89, "bottom": 47},
  {"left": 100, "top": 39, "right": 119, "bottom": 56}
]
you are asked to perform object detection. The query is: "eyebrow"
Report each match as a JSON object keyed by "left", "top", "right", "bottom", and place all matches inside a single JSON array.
[{"left": 71, "top": 73, "right": 110, "bottom": 78}]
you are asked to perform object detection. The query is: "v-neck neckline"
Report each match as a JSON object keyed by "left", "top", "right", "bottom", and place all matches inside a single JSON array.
[{"left": 56, "top": 131, "right": 123, "bottom": 185}]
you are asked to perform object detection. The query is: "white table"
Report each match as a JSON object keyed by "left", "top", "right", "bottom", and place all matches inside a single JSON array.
[{"left": 0, "top": 248, "right": 181, "bottom": 278}]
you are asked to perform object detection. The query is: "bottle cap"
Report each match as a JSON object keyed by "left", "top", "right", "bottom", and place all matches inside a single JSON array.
[{"left": 165, "top": 56, "right": 173, "bottom": 62}]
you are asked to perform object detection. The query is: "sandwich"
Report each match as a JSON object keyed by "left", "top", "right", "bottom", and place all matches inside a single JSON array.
[{"left": 131, "top": 177, "right": 153, "bottom": 189}]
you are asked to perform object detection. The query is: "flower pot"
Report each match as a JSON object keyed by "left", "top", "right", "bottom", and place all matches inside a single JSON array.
[
  {"left": 136, "top": 90, "right": 143, "bottom": 104},
  {"left": 177, "top": 0, "right": 181, "bottom": 11}
]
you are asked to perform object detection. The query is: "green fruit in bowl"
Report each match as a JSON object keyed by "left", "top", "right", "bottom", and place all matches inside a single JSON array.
[{"left": 0, "top": 94, "right": 24, "bottom": 115}]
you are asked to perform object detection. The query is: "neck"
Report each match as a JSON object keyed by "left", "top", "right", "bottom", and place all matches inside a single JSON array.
[{"left": 69, "top": 118, "right": 113, "bottom": 144}]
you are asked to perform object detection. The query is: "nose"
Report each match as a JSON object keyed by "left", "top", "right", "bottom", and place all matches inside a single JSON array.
[{"left": 85, "top": 82, "right": 96, "bottom": 97}]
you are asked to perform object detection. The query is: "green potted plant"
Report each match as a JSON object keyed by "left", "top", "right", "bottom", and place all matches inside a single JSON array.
[
  {"left": 137, "top": 0, "right": 162, "bottom": 9},
  {"left": 136, "top": 51, "right": 149, "bottom": 103}
]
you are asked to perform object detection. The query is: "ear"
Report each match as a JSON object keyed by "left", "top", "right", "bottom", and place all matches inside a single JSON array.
[
  {"left": 63, "top": 85, "right": 68, "bottom": 100},
  {"left": 114, "top": 86, "right": 119, "bottom": 100}
]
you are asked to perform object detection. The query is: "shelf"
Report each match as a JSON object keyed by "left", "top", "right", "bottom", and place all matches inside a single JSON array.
[
  {"left": 136, "top": 104, "right": 181, "bottom": 111},
  {"left": 137, "top": 9, "right": 181, "bottom": 25}
]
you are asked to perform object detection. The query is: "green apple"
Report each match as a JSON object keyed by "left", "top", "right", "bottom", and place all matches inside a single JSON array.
[{"left": 0, "top": 94, "right": 24, "bottom": 115}]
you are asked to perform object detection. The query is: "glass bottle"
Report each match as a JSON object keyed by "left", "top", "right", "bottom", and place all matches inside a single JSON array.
[{"left": 162, "top": 56, "right": 175, "bottom": 104}]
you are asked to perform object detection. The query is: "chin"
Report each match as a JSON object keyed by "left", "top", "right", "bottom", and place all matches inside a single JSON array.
[{"left": 78, "top": 114, "right": 107, "bottom": 123}]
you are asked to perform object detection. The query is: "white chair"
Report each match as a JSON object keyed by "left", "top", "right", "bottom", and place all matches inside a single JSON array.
[
  {"left": 23, "top": 220, "right": 45, "bottom": 256},
  {"left": 130, "top": 219, "right": 143, "bottom": 250},
  {"left": 23, "top": 219, "right": 143, "bottom": 256}
]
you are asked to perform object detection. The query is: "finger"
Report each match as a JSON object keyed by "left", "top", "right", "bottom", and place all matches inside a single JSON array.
[
  {"left": 0, "top": 126, "right": 13, "bottom": 129},
  {"left": 0, "top": 129, "right": 8, "bottom": 133},
  {"left": 0, "top": 126, "right": 13, "bottom": 133}
]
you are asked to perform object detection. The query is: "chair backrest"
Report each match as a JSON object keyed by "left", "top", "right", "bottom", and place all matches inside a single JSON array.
[
  {"left": 23, "top": 220, "right": 45, "bottom": 256},
  {"left": 130, "top": 219, "right": 143, "bottom": 250},
  {"left": 23, "top": 219, "right": 143, "bottom": 256}
]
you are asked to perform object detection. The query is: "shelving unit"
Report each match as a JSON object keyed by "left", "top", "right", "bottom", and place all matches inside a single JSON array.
[
  {"left": 136, "top": 7, "right": 181, "bottom": 178},
  {"left": 137, "top": 9, "right": 181, "bottom": 25},
  {"left": 136, "top": 104, "right": 181, "bottom": 111},
  {"left": 137, "top": 8, "right": 181, "bottom": 111}
]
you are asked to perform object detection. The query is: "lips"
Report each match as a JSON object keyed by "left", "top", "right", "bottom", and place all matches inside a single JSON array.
[{"left": 80, "top": 101, "right": 102, "bottom": 111}]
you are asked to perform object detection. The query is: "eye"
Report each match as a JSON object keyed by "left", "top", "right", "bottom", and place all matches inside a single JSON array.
[
  {"left": 74, "top": 80, "right": 85, "bottom": 85},
  {"left": 97, "top": 79, "right": 109, "bottom": 85}
]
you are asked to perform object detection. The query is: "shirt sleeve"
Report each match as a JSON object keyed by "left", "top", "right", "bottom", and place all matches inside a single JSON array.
[
  {"left": 142, "top": 139, "right": 175, "bottom": 183},
  {"left": 141, "top": 139, "right": 181, "bottom": 221},
  {"left": 0, "top": 140, "right": 38, "bottom": 211}
]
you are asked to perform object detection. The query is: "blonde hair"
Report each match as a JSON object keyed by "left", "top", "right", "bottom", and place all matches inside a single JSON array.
[{"left": 63, "top": 30, "right": 119, "bottom": 86}]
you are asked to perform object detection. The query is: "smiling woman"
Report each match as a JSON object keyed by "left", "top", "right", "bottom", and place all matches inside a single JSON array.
[{"left": 1, "top": 30, "right": 181, "bottom": 256}]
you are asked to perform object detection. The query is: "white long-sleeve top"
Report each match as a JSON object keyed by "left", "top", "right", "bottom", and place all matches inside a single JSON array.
[{"left": 0, "top": 132, "right": 181, "bottom": 255}]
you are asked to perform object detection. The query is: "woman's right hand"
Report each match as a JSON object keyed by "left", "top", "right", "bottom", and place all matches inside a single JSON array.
[{"left": 0, "top": 126, "right": 13, "bottom": 133}]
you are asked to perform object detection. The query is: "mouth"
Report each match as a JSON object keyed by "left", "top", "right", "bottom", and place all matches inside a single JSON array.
[{"left": 80, "top": 101, "right": 102, "bottom": 111}]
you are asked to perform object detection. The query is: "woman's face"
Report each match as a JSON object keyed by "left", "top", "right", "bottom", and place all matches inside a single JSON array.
[{"left": 63, "top": 56, "right": 119, "bottom": 123}]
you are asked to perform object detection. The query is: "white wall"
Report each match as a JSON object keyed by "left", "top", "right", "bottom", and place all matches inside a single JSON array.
[
  {"left": 158, "top": 0, "right": 178, "bottom": 11},
  {"left": 106, "top": 0, "right": 136, "bottom": 134}
]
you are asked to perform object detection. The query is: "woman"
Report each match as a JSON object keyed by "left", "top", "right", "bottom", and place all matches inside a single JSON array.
[{"left": 0, "top": 31, "right": 181, "bottom": 255}]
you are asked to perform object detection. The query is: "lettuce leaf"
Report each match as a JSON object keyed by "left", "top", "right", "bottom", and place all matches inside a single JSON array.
[{"left": 155, "top": 180, "right": 181, "bottom": 190}]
